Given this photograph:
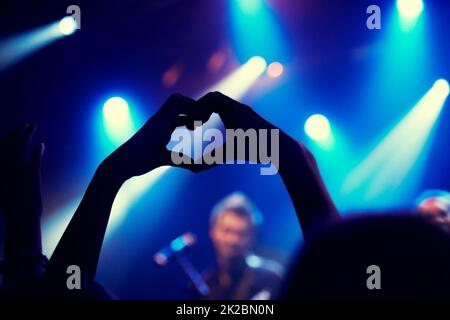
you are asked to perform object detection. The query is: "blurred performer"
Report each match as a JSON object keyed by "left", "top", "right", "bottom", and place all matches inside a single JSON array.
[
  {"left": 416, "top": 189, "right": 450, "bottom": 232},
  {"left": 203, "top": 192, "right": 282, "bottom": 300}
]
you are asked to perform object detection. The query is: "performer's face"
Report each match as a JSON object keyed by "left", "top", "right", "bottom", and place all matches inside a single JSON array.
[
  {"left": 210, "top": 211, "right": 254, "bottom": 261},
  {"left": 419, "top": 201, "right": 450, "bottom": 232}
]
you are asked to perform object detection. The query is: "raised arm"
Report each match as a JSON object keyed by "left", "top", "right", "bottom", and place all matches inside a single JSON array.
[
  {"left": 0, "top": 124, "right": 46, "bottom": 292},
  {"left": 190, "top": 92, "right": 340, "bottom": 242},
  {"left": 277, "top": 131, "right": 339, "bottom": 241},
  {"left": 44, "top": 94, "right": 195, "bottom": 291}
]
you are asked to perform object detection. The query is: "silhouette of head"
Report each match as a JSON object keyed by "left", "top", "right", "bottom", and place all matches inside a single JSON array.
[
  {"left": 281, "top": 213, "right": 450, "bottom": 299},
  {"left": 416, "top": 190, "right": 450, "bottom": 233}
]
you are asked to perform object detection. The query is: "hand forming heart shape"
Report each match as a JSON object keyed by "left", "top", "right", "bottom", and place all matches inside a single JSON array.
[{"left": 103, "top": 92, "right": 282, "bottom": 180}]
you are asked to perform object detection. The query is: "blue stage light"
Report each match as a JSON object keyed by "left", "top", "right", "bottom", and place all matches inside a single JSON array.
[
  {"left": 102, "top": 96, "right": 135, "bottom": 145},
  {"left": 58, "top": 16, "right": 77, "bottom": 36},
  {"left": 304, "top": 114, "right": 331, "bottom": 141},
  {"left": 397, "top": 0, "right": 424, "bottom": 19}
]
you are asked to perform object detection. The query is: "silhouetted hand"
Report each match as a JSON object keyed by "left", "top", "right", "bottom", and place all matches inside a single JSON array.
[
  {"left": 102, "top": 93, "right": 196, "bottom": 179},
  {"left": 181, "top": 91, "right": 283, "bottom": 172},
  {"left": 45, "top": 94, "right": 198, "bottom": 285},
  {"left": 185, "top": 92, "right": 339, "bottom": 240},
  {"left": 195, "top": 91, "right": 278, "bottom": 131},
  {"left": 0, "top": 124, "right": 45, "bottom": 290},
  {"left": 0, "top": 123, "right": 44, "bottom": 217}
]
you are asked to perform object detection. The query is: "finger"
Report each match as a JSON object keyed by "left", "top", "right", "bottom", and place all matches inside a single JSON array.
[
  {"left": 31, "top": 142, "right": 45, "bottom": 176},
  {"left": 195, "top": 91, "right": 254, "bottom": 131},
  {"left": 174, "top": 114, "right": 194, "bottom": 129},
  {"left": 213, "top": 91, "right": 238, "bottom": 105},
  {"left": 163, "top": 93, "right": 196, "bottom": 117},
  {"left": 161, "top": 94, "right": 198, "bottom": 132},
  {"left": 18, "top": 123, "right": 37, "bottom": 162},
  {"left": 175, "top": 115, "right": 204, "bottom": 131},
  {"left": 19, "top": 122, "right": 37, "bottom": 149},
  {"left": 213, "top": 91, "right": 261, "bottom": 119},
  {"left": 149, "top": 94, "right": 194, "bottom": 127},
  {"left": 195, "top": 91, "right": 253, "bottom": 120},
  {"left": 213, "top": 91, "right": 276, "bottom": 130},
  {"left": 172, "top": 95, "right": 200, "bottom": 130},
  {"left": 193, "top": 92, "right": 227, "bottom": 122}
]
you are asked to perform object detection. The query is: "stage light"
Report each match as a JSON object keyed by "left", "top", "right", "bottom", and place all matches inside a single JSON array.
[
  {"left": 103, "top": 97, "right": 129, "bottom": 122},
  {"left": 230, "top": 0, "right": 289, "bottom": 64},
  {"left": 237, "top": 0, "right": 263, "bottom": 14},
  {"left": 267, "top": 62, "right": 284, "bottom": 78},
  {"left": 342, "top": 79, "right": 449, "bottom": 208},
  {"left": 102, "top": 96, "right": 135, "bottom": 145},
  {"left": 204, "top": 56, "right": 267, "bottom": 100},
  {"left": 58, "top": 16, "right": 77, "bottom": 36},
  {"left": 0, "top": 18, "right": 74, "bottom": 72},
  {"left": 246, "top": 255, "right": 262, "bottom": 268},
  {"left": 304, "top": 114, "right": 331, "bottom": 141},
  {"left": 247, "top": 56, "right": 267, "bottom": 74},
  {"left": 397, "top": 0, "right": 424, "bottom": 19},
  {"left": 434, "top": 79, "right": 450, "bottom": 96}
]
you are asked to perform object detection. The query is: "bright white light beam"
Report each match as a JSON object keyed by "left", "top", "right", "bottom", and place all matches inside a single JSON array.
[
  {"left": 0, "top": 17, "right": 77, "bottom": 73},
  {"left": 342, "top": 79, "right": 449, "bottom": 203}
]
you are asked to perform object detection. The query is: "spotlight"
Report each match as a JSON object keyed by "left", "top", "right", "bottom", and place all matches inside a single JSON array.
[
  {"left": 204, "top": 55, "right": 267, "bottom": 100},
  {"left": 247, "top": 56, "right": 267, "bottom": 74},
  {"left": 397, "top": 0, "right": 424, "bottom": 19},
  {"left": 434, "top": 79, "right": 450, "bottom": 96},
  {"left": 237, "top": 0, "right": 263, "bottom": 14},
  {"left": 342, "top": 78, "right": 449, "bottom": 207},
  {"left": 304, "top": 114, "right": 331, "bottom": 141},
  {"left": 1, "top": 18, "right": 78, "bottom": 72},
  {"left": 267, "top": 62, "right": 284, "bottom": 78},
  {"left": 58, "top": 16, "right": 77, "bottom": 36},
  {"left": 103, "top": 97, "right": 130, "bottom": 122},
  {"left": 102, "top": 96, "right": 135, "bottom": 145}
]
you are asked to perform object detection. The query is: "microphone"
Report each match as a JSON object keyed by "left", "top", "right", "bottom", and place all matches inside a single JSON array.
[
  {"left": 153, "top": 232, "right": 197, "bottom": 266},
  {"left": 153, "top": 232, "right": 209, "bottom": 296}
]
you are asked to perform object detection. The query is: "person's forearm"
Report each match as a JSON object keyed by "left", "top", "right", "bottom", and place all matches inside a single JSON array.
[
  {"left": 278, "top": 132, "right": 340, "bottom": 242},
  {"left": 4, "top": 212, "right": 42, "bottom": 258},
  {"left": 44, "top": 160, "right": 127, "bottom": 284},
  {"left": 3, "top": 209, "right": 43, "bottom": 288}
]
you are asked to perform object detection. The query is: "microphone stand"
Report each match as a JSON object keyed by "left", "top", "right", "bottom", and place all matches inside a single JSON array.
[{"left": 174, "top": 252, "right": 210, "bottom": 297}]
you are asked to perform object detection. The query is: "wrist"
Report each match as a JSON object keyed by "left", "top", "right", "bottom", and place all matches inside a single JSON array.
[
  {"left": 101, "top": 148, "right": 161, "bottom": 181},
  {"left": 278, "top": 132, "right": 311, "bottom": 171},
  {"left": 4, "top": 214, "right": 42, "bottom": 259},
  {"left": 96, "top": 158, "right": 129, "bottom": 186}
]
